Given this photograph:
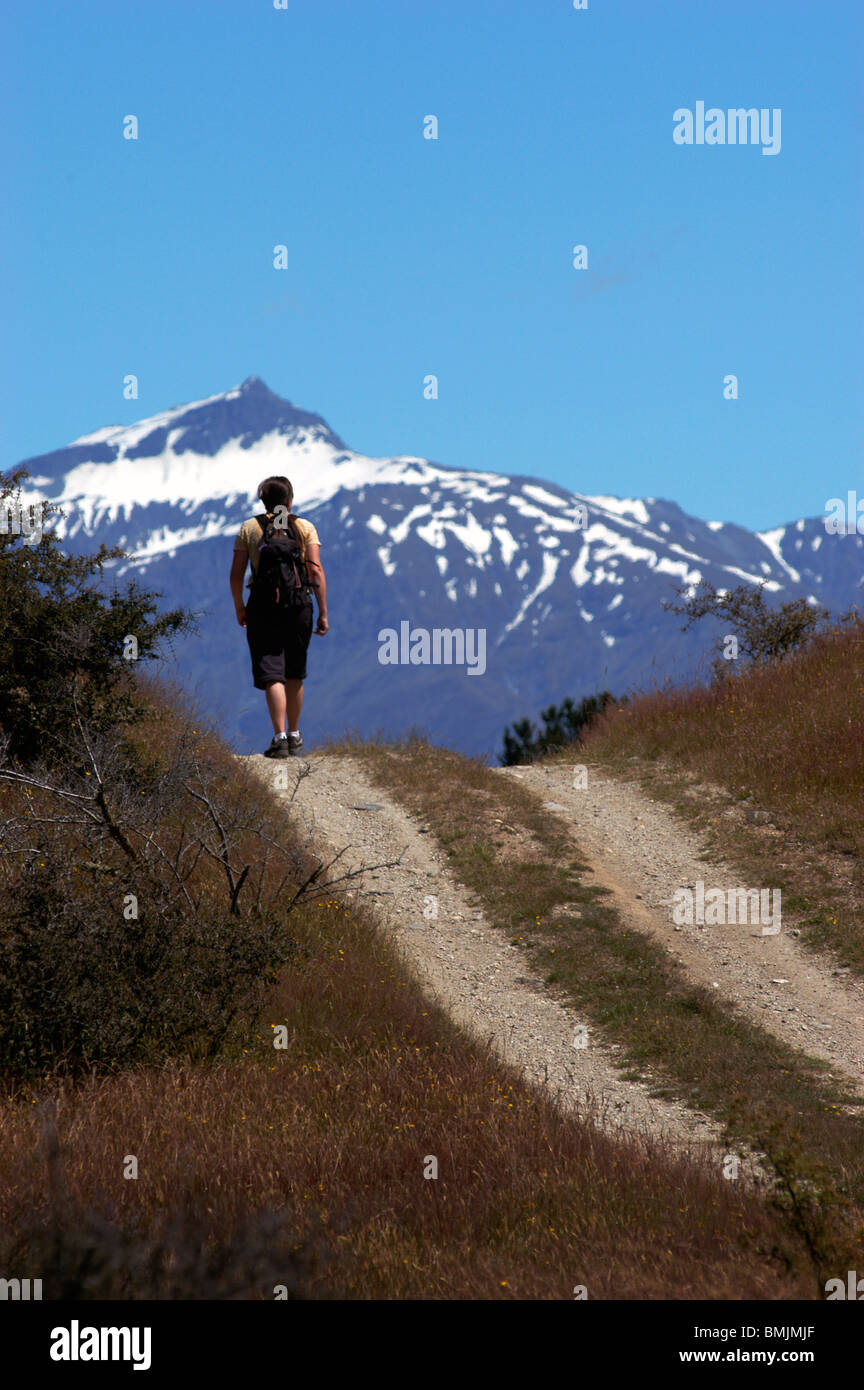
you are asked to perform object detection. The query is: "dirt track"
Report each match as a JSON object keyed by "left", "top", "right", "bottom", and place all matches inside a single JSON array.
[
  {"left": 246, "top": 753, "right": 728, "bottom": 1159},
  {"left": 244, "top": 749, "right": 864, "bottom": 1161}
]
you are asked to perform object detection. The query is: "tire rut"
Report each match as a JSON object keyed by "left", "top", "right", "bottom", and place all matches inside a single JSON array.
[{"left": 509, "top": 763, "right": 864, "bottom": 1102}]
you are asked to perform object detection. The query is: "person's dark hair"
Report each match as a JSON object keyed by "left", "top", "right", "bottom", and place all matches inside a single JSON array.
[{"left": 257, "top": 476, "right": 294, "bottom": 513}]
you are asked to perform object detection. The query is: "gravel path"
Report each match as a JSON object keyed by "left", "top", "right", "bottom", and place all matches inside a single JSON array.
[
  {"left": 510, "top": 763, "right": 864, "bottom": 1100},
  {"left": 243, "top": 752, "right": 730, "bottom": 1158}
]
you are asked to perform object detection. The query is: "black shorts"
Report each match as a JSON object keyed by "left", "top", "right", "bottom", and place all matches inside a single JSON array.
[{"left": 245, "top": 594, "right": 314, "bottom": 688}]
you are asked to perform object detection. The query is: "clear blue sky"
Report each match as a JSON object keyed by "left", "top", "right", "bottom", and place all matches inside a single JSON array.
[{"left": 2, "top": 0, "right": 860, "bottom": 531}]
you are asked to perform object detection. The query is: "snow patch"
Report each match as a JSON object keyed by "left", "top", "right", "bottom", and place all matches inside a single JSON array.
[
  {"left": 522, "top": 484, "right": 569, "bottom": 509},
  {"left": 756, "top": 527, "right": 801, "bottom": 584},
  {"left": 584, "top": 495, "right": 650, "bottom": 525},
  {"left": 501, "top": 553, "right": 560, "bottom": 637},
  {"left": 445, "top": 514, "right": 492, "bottom": 559},
  {"left": 377, "top": 545, "right": 396, "bottom": 577},
  {"left": 493, "top": 526, "right": 519, "bottom": 567},
  {"left": 415, "top": 517, "right": 447, "bottom": 550},
  {"left": 389, "top": 503, "right": 432, "bottom": 545}
]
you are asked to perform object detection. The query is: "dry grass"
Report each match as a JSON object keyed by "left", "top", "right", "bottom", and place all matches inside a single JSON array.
[{"left": 0, "top": 889, "right": 816, "bottom": 1300}]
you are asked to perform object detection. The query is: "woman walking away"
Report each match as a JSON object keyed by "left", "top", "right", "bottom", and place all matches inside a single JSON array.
[{"left": 230, "top": 475, "right": 328, "bottom": 757}]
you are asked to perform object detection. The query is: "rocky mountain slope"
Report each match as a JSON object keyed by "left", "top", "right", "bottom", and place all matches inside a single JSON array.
[{"left": 17, "top": 376, "right": 863, "bottom": 756}]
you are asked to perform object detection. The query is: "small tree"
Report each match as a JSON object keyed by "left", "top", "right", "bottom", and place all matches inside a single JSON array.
[
  {"left": 0, "top": 467, "right": 193, "bottom": 766},
  {"left": 500, "top": 691, "right": 616, "bottom": 766},
  {"left": 662, "top": 579, "right": 834, "bottom": 678}
]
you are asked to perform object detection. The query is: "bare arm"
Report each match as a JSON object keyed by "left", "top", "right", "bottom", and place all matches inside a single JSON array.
[
  {"left": 230, "top": 550, "right": 248, "bottom": 626},
  {"left": 305, "top": 543, "right": 328, "bottom": 635}
]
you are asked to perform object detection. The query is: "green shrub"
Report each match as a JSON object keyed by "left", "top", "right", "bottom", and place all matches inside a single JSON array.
[
  {"left": 0, "top": 708, "right": 323, "bottom": 1081},
  {"left": 0, "top": 466, "right": 192, "bottom": 767},
  {"left": 0, "top": 850, "right": 296, "bottom": 1078}
]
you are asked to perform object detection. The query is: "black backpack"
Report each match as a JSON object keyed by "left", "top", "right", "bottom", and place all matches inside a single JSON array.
[{"left": 250, "top": 512, "right": 313, "bottom": 611}]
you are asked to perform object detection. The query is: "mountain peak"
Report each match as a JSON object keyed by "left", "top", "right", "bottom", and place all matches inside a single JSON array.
[
  {"left": 205, "top": 376, "right": 347, "bottom": 452},
  {"left": 235, "top": 374, "right": 275, "bottom": 396},
  {"left": 19, "top": 377, "right": 349, "bottom": 481}
]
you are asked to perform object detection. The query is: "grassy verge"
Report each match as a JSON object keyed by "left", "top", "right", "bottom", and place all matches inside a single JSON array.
[
  {"left": 576, "top": 620, "right": 864, "bottom": 975},
  {"left": 2, "top": 893, "right": 810, "bottom": 1300},
  {"left": 331, "top": 735, "right": 864, "bottom": 1285}
]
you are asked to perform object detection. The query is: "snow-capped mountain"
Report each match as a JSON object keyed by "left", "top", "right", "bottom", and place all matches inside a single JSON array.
[{"left": 16, "top": 376, "right": 863, "bottom": 757}]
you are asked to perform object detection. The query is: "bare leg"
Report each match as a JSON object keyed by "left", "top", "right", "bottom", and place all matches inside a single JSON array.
[
  {"left": 265, "top": 681, "right": 287, "bottom": 736},
  {"left": 285, "top": 679, "right": 304, "bottom": 732}
]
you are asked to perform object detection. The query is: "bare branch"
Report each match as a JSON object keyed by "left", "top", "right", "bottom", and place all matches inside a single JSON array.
[
  {"left": 229, "top": 864, "right": 250, "bottom": 916},
  {"left": 182, "top": 772, "right": 242, "bottom": 903},
  {"left": 0, "top": 768, "right": 104, "bottom": 821},
  {"left": 136, "top": 826, "right": 197, "bottom": 912}
]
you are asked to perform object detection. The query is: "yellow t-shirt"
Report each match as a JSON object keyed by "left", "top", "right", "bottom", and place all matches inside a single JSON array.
[{"left": 234, "top": 514, "right": 321, "bottom": 576}]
